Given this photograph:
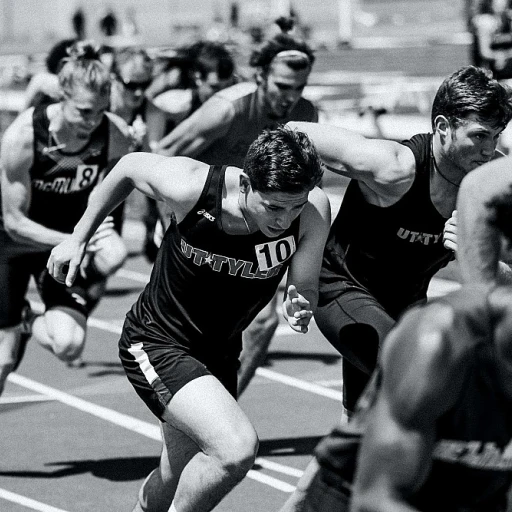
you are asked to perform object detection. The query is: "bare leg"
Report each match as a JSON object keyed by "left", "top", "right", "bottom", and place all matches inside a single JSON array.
[
  {"left": 133, "top": 375, "right": 259, "bottom": 512},
  {"left": 0, "top": 327, "right": 23, "bottom": 396},
  {"left": 133, "top": 423, "right": 198, "bottom": 512},
  {"left": 33, "top": 307, "right": 87, "bottom": 363},
  {"left": 238, "top": 294, "right": 279, "bottom": 395},
  {"left": 279, "top": 457, "right": 350, "bottom": 512}
]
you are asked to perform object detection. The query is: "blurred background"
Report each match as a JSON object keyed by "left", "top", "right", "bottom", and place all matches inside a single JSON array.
[{"left": 0, "top": 0, "right": 480, "bottom": 149}]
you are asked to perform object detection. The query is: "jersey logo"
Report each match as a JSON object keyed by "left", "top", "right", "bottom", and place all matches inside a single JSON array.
[
  {"left": 433, "top": 438, "right": 512, "bottom": 470},
  {"left": 255, "top": 236, "right": 297, "bottom": 271},
  {"left": 197, "top": 210, "right": 215, "bottom": 222},
  {"left": 396, "top": 227, "right": 442, "bottom": 245},
  {"left": 180, "top": 238, "right": 284, "bottom": 279},
  {"left": 33, "top": 165, "right": 99, "bottom": 194}
]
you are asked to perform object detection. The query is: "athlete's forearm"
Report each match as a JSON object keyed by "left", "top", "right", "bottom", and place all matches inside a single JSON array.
[
  {"left": 3, "top": 213, "right": 68, "bottom": 251},
  {"left": 71, "top": 156, "right": 135, "bottom": 243}
]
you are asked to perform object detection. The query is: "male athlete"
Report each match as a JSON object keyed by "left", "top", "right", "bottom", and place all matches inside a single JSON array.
[
  {"left": 0, "top": 41, "right": 132, "bottom": 392},
  {"left": 278, "top": 180, "right": 512, "bottom": 512},
  {"left": 47, "top": 126, "right": 331, "bottom": 512},
  {"left": 154, "top": 20, "right": 318, "bottom": 395},
  {"left": 287, "top": 65, "right": 512, "bottom": 414}
]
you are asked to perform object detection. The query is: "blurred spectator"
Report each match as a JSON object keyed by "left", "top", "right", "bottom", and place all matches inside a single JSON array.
[
  {"left": 99, "top": 8, "right": 118, "bottom": 38},
  {"left": 470, "top": 0, "right": 512, "bottom": 78},
  {"left": 72, "top": 8, "right": 86, "bottom": 40}
]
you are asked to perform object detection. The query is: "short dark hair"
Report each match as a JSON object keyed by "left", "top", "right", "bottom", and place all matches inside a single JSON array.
[
  {"left": 431, "top": 66, "right": 512, "bottom": 130},
  {"left": 58, "top": 40, "right": 111, "bottom": 97},
  {"left": 487, "top": 183, "right": 512, "bottom": 246},
  {"left": 189, "top": 41, "right": 235, "bottom": 81},
  {"left": 244, "top": 125, "right": 323, "bottom": 193},
  {"left": 46, "top": 38, "right": 78, "bottom": 74}
]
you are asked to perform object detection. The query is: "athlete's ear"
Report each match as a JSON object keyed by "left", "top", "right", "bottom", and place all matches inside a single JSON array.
[
  {"left": 239, "top": 173, "right": 250, "bottom": 192},
  {"left": 433, "top": 115, "right": 450, "bottom": 138}
]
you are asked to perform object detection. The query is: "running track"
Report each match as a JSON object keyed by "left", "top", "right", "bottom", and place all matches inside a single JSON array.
[{"left": 0, "top": 181, "right": 462, "bottom": 512}]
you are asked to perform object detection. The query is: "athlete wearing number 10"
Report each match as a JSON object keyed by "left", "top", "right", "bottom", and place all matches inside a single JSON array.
[{"left": 47, "top": 126, "right": 331, "bottom": 512}]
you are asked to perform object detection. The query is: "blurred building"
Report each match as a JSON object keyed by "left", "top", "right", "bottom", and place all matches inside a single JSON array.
[{"left": 0, "top": 0, "right": 469, "bottom": 53}]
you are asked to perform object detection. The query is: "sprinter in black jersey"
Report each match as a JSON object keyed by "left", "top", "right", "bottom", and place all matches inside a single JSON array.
[
  {"left": 275, "top": 182, "right": 512, "bottom": 512},
  {"left": 287, "top": 65, "right": 512, "bottom": 414},
  {"left": 47, "top": 126, "right": 331, "bottom": 512},
  {"left": 0, "top": 41, "right": 132, "bottom": 394}
]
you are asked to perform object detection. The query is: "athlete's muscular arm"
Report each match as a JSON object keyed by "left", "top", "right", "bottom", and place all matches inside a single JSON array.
[
  {"left": 286, "top": 121, "right": 416, "bottom": 204},
  {"left": 283, "top": 187, "right": 331, "bottom": 333},
  {"left": 350, "top": 304, "right": 466, "bottom": 512},
  {"left": 458, "top": 156, "right": 512, "bottom": 285},
  {"left": 47, "top": 153, "right": 208, "bottom": 285},
  {"left": 153, "top": 95, "right": 235, "bottom": 157},
  {"left": 0, "top": 108, "right": 70, "bottom": 251}
]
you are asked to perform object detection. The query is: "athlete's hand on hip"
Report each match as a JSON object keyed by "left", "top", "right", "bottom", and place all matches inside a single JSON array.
[
  {"left": 47, "top": 236, "right": 87, "bottom": 287},
  {"left": 443, "top": 210, "right": 457, "bottom": 253},
  {"left": 284, "top": 284, "right": 313, "bottom": 334}
]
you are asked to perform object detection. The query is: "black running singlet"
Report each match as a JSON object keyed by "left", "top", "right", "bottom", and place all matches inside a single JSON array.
[
  {"left": 320, "top": 133, "right": 453, "bottom": 310},
  {"left": 126, "top": 165, "right": 300, "bottom": 357},
  {"left": 28, "top": 105, "right": 110, "bottom": 233}
]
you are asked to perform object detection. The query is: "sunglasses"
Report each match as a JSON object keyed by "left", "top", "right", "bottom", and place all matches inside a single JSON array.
[{"left": 117, "top": 76, "right": 152, "bottom": 92}]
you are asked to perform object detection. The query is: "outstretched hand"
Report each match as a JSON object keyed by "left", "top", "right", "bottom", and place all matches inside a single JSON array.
[
  {"left": 283, "top": 284, "right": 313, "bottom": 334},
  {"left": 47, "top": 216, "right": 114, "bottom": 287},
  {"left": 443, "top": 210, "right": 457, "bottom": 253}
]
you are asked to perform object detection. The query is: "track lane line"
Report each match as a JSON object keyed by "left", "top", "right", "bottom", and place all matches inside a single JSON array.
[
  {"left": 7, "top": 373, "right": 300, "bottom": 493},
  {"left": 0, "top": 488, "right": 70, "bottom": 512}
]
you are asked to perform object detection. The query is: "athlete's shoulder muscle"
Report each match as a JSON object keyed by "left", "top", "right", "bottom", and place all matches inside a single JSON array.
[
  {"left": 1, "top": 108, "right": 35, "bottom": 171},
  {"left": 381, "top": 302, "right": 466, "bottom": 426},
  {"left": 216, "top": 81, "right": 257, "bottom": 102}
]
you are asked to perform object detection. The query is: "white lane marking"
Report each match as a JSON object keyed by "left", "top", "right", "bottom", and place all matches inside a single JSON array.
[
  {"left": 8, "top": 373, "right": 162, "bottom": 441},
  {"left": 255, "top": 458, "right": 304, "bottom": 478},
  {"left": 245, "top": 470, "right": 295, "bottom": 493},
  {"left": 255, "top": 368, "right": 343, "bottom": 401},
  {"left": 0, "top": 394, "right": 54, "bottom": 404},
  {"left": 0, "top": 488, "right": 70, "bottom": 512},
  {"left": 7, "top": 374, "right": 298, "bottom": 493}
]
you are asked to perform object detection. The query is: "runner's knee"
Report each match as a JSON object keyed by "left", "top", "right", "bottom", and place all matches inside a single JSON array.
[
  {"left": 216, "top": 425, "right": 259, "bottom": 480},
  {"left": 93, "top": 234, "right": 128, "bottom": 276}
]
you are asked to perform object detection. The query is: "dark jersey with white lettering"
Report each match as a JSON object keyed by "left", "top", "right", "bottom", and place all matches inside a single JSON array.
[
  {"left": 320, "top": 133, "right": 453, "bottom": 314},
  {"left": 125, "top": 165, "right": 300, "bottom": 358},
  {"left": 196, "top": 82, "right": 318, "bottom": 167},
  {"left": 27, "top": 104, "right": 110, "bottom": 233},
  {"left": 316, "top": 285, "right": 512, "bottom": 512}
]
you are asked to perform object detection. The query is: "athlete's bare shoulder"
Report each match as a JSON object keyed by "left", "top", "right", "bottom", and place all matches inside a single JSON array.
[
  {"left": 215, "top": 81, "right": 257, "bottom": 102},
  {"left": 1, "top": 108, "right": 35, "bottom": 168},
  {"left": 381, "top": 301, "right": 468, "bottom": 425}
]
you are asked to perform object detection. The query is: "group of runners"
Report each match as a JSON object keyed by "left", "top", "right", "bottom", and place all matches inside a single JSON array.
[{"left": 2, "top": 15, "right": 512, "bottom": 512}]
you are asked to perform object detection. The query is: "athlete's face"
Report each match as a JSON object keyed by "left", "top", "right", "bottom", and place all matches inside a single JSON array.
[
  {"left": 61, "top": 85, "right": 110, "bottom": 139},
  {"left": 196, "top": 70, "right": 235, "bottom": 104},
  {"left": 442, "top": 114, "right": 503, "bottom": 174},
  {"left": 116, "top": 61, "right": 152, "bottom": 110},
  {"left": 260, "top": 61, "right": 311, "bottom": 120},
  {"left": 244, "top": 188, "right": 309, "bottom": 238}
]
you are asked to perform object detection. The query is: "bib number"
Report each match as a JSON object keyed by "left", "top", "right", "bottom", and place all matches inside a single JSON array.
[
  {"left": 255, "top": 236, "right": 296, "bottom": 271},
  {"left": 73, "top": 164, "right": 98, "bottom": 191}
]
